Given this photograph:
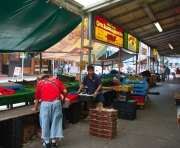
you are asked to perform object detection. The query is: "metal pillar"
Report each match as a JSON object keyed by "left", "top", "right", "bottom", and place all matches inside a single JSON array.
[
  {"left": 88, "top": 12, "right": 92, "bottom": 65},
  {"left": 135, "top": 54, "right": 138, "bottom": 74},
  {"left": 39, "top": 53, "right": 42, "bottom": 74},
  {"left": 118, "top": 48, "right": 122, "bottom": 80},
  {"left": 21, "top": 53, "right": 24, "bottom": 80},
  {"left": 80, "top": 15, "right": 84, "bottom": 84}
]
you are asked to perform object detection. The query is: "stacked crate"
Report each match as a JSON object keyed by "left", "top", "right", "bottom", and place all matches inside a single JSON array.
[
  {"left": 89, "top": 108, "right": 118, "bottom": 140},
  {"left": 0, "top": 117, "right": 22, "bottom": 148},
  {"left": 113, "top": 100, "right": 137, "bottom": 120}
]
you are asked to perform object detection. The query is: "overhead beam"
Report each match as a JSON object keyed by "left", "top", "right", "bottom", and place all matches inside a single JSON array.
[
  {"left": 111, "top": 0, "right": 167, "bottom": 20},
  {"left": 50, "top": 0, "right": 83, "bottom": 15},
  {"left": 139, "top": 25, "right": 180, "bottom": 39},
  {"left": 100, "top": 0, "right": 135, "bottom": 13},
  {"left": 82, "top": 0, "right": 122, "bottom": 13},
  {"left": 130, "top": 13, "right": 180, "bottom": 31}
]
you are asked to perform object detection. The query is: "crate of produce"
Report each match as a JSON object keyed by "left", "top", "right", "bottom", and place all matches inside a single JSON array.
[
  {"left": 113, "top": 100, "right": 136, "bottom": 112},
  {"left": 118, "top": 110, "right": 136, "bottom": 120},
  {"left": 115, "top": 85, "right": 131, "bottom": 92},
  {"left": 130, "top": 95, "right": 144, "bottom": 103},
  {"left": 89, "top": 119, "right": 117, "bottom": 127},
  {"left": 89, "top": 130, "right": 117, "bottom": 140},
  {"left": 116, "top": 92, "right": 130, "bottom": 101},
  {"left": 89, "top": 108, "right": 118, "bottom": 117}
]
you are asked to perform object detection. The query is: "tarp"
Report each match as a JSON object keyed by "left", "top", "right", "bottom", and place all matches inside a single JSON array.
[
  {"left": 42, "top": 18, "right": 107, "bottom": 62},
  {"left": 0, "top": 0, "right": 81, "bottom": 53}
]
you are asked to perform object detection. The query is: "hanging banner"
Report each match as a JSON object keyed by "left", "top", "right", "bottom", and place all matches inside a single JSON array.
[
  {"left": 95, "top": 15, "right": 123, "bottom": 47},
  {"left": 124, "top": 32, "right": 139, "bottom": 53},
  {"left": 153, "top": 48, "right": 158, "bottom": 58}
]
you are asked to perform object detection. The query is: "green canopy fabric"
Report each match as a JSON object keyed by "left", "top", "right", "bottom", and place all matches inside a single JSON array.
[{"left": 0, "top": 0, "right": 81, "bottom": 53}]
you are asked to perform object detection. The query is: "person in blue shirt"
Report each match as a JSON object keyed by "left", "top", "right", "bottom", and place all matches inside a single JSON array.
[
  {"left": 77, "top": 65, "right": 104, "bottom": 120},
  {"left": 166, "top": 67, "right": 171, "bottom": 80}
]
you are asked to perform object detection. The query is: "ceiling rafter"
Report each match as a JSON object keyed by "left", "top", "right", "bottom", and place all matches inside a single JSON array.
[
  {"left": 138, "top": 24, "right": 180, "bottom": 39},
  {"left": 99, "top": 0, "right": 135, "bottom": 13},
  {"left": 129, "top": 13, "right": 180, "bottom": 31},
  {"left": 110, "top": 0, "right": 167, "bottom": 20}
]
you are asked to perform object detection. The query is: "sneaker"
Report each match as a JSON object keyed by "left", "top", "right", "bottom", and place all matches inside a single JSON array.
[
  {"left": 51, "top": 142, "right": 57, "bottom": 148},
  {"left": 45, "top": 143, "right": 51, "bottom": 148}
]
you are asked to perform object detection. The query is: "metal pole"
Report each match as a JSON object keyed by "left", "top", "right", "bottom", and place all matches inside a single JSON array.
[
  {"left": 40, "top": 53, "right": 42, "bottom": 74},
  {"left": 139, "top": 43, "right": 141, "bottom": 73},
  {"left": 52, "top": 60, "right": 54, "bottom": 76},
  {"left": 80, "top": 15, "right": 84, "bottom": 84},
  {"left": 135, "top": 54, "right": 138, "bottom": 75},
  {"left": 21, "top": 53, "right": 24, "bottom": 81},
  {"left": 118, "top": 48, "right": 122, "bottom": 80},
  {"left": 88, "top": 12, "right": 92, "bottom": 65}
]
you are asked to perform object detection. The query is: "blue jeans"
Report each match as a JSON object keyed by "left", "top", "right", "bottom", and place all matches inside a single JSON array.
[
  {"left": 39, "top": 100, "right": 63, "bottom": 139},
  {"left": 161, "top": 74, "right": 165, "bottom": 82}
]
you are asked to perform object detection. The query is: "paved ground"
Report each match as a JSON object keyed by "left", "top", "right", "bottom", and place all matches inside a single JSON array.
[{"left": 23, "top": 77, "right": 180, "bottom": 148}]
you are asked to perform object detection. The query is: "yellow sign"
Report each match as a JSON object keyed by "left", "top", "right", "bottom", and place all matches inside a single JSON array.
[
  {"left": 153, "top": 48, "right": 158, "bottom": 58},
  {"left": 95, "top": 15, "right": 123, "bottom": 47},
  {"left": 80, "top": 60, "right": 86, "bottom": 70}
]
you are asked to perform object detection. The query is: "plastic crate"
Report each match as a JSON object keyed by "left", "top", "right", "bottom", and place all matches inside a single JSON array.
[
  {"left": 5, "top": 137, "right": 22, "bottom": 148},
  {"left": 116, "top": 92, "right": 130, "bottom": 101},
  {"left": 113, "top": 100, "right": 136, "bottom": 112},
  {"left": 118, "top": 110, "right": 136, "bottom": 120},
  {"left": 130, "top": 95, "right": 144, "bottom": 103},
  {"left": 175, "top": 99, "right": 180, "bottom": 106},
  {"left": 64, "top": 101, "right": 80, "bottom": 124},
  {"left": 115, "top": 86, "right": 131, "bottom": 92},
  {"left": 6, "top": 117, "right": 22, "bottom": 129},
  {"left": 103, "top": 91, "right": 112, "bottom": 106}
]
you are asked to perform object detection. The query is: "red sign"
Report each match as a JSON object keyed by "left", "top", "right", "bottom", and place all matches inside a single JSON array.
[{"left": 95, "top": 15, "right": 123, "bottom": 47}]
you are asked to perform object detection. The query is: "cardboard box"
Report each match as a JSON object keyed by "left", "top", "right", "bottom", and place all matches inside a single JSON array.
[
  {"left": 174, "top": 93, "right": 180, "bottom": 99},
  {"left": 89, "top": 108, "right": 118, "bottom": 117},
  {"left": 89, "top": 122, "right": 117, "bottom": 131},
  {"left": 89, "top": 130, "right": 117, "bottom": 140},
  {"left": 90, "top": 115, "right": 117, "bottom": 122},
  {"left": 89, "top": 119, "right": 117, "bottom": 127},
  {"left": 22, "top": 116, "right": 35, "bottom": 142}
]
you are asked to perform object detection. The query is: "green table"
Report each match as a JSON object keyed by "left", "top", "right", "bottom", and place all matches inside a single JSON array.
[{"left": 0, "top": 78, "right": 113, "bottom": 108}]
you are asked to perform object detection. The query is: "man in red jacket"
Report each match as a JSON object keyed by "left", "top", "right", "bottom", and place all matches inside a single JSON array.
[{"left": 31, "top": 74, "right": 67, "bottom": 148}]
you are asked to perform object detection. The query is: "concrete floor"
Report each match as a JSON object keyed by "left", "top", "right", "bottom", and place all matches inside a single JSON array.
[{"left": 26, "top": 78, "right": 180, "bottom": 148}]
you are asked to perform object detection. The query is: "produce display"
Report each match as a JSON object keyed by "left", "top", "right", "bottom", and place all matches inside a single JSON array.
[{"left": 57, "top": 74, "right": 75, "bottom": 81}]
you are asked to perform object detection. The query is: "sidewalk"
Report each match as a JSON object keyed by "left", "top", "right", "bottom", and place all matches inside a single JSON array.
[{"left": 25, "top": 77, "right": 180, "bottom": 148}]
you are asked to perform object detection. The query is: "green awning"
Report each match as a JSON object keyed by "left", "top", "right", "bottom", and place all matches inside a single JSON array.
[{"left": 0, "top": 0, "right": 81, "bottom": 53}]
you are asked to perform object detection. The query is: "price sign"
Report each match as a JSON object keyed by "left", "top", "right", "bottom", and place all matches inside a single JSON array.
[{"left": 13, "top": 67, "right": 21, "bottom": 76}]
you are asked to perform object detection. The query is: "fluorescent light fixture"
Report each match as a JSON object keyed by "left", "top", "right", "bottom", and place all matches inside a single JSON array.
[
  {"left": 154, "top": 22, "right": 163, "bottom": 32},
  {"left": 75, "top": 0, "right": 101, "bottom": 6},
  {"left": 168, "top": 43, "right": 173, "bottom": 49}
]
